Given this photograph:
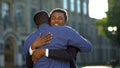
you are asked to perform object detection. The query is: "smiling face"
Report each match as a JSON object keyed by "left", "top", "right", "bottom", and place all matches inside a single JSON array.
[{"left": 50, "top": 12, "right": 67, "bottom": 26}]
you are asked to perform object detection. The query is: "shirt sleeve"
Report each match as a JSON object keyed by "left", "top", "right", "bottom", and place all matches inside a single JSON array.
[
  {"left": 45, "top": 49, "right": 49, "bottom": 57},
  {"left": 67, "top": 28, "right": 92, "bottom": 52},
  {"left": 29, "top": 46, "right": 35, "bottom": 55},
  {"left": 47, "top": 46, "right": 79, "bottom": 61}
]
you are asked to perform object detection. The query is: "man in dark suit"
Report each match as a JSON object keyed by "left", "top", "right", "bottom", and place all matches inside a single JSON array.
[{"left": 26, "top": 8, "right": 91, "bottom": 68}]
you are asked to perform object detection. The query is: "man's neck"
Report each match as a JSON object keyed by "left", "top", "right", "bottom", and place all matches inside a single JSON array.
[{"left": 38, "top": 23, "right": 50, "bottom": 29}]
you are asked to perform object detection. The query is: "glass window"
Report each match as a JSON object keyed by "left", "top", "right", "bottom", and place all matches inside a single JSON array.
[
  {"left": 63, "top": 0, "right": 67, "bottom": 9},
  {"left": 83, "top": 1, "right": 87, "bottom": 15},
  {"left": 71, "top": 21, "right": 76, "bottom": 29},
  {"left": 70, "top": 0, "right": 74, "bottom": 12},
  {"left": 31, "top": 8, "right": 36, "bottom": 28},
  {"left": 77, "top": 0, "right": 81, "bottom": 13},
  {"left": 2, "top": 2, "right": 10, "bottom": 24},
  {"left": 15, "top": 5, "right": 24, "bottom": 26}
]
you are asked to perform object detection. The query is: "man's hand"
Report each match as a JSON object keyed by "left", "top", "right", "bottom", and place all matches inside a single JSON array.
[
  {"left": 31, "top": 32, "right": 53, "bottom": 49},
  {"left": 32, "top": 48, "right": 45, "bottom": 64}
]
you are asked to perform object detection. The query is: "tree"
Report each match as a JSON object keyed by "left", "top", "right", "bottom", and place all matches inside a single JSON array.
[
  {"left": 105, "top": 4, "right": 120, "bottom": 45},
  {"left": 95, "top": 18, "right": 107, "bottom": 36},
  {"left": 95, "top": 4, "right": 120, "bottom": 45}
]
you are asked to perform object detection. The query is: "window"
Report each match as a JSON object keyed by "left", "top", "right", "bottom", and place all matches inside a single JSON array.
[
  {"left": 15, "top": 5, "right": 24, "bottom": 26},
  {"left": 2, "top": 2, "right": 10, "bottom": 23},
  {"left": 31, "top": 8, "right": 36, "bottom": 28},
  {"left": 2, "top": 2, "right": 9, "bottom": 18},
  {"left": 71, "top": 21, "right": 76, "bottom": 29},
  {"left": 70, "top": 0, "right": 74, "bottom": 12},
  {"left": 63, "top": 0, "right": 67, "bottom": 9},
  {"left": 83, "top": 1, "right": 87, "bottom": 15},
  {"left": 77, "top": 0, "right": 81, "bottom": 13}
]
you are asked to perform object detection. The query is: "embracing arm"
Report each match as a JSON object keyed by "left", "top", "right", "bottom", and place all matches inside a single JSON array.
[
  {"left": 67, "top": 27, "right": 92, "bottom": 52},
  {"left": 26, "top": 46, "right": 79, "bottom": 68},
  {"left": 32, "top": 46, "right": 79, "bottom": 63},
  {"left": 30, "top": 32, "right": 80, "bottom": 63},
  {"left": 48, "top": 46, "right": 79, "bottom": 61}
]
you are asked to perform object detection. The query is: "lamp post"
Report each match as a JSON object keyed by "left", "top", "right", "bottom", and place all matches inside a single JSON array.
[
  {"left": 107, "top": 26, "right": 117, "bottom": 35},
  {"left": 107, "top": 26, "right": 118, "bottom": 68}
]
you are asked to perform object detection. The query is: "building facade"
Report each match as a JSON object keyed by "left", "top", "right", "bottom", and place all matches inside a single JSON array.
[{"left": 0, "top": 0, "right": 119, "bottom": 68}]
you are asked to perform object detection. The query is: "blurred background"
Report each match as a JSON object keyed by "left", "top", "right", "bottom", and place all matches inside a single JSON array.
[{"left": 0, "top": 0, "right": 120, "bottom": 68}]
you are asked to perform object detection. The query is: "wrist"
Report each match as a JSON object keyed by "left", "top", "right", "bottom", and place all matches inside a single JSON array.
[
  {"left": 41, "top": 48, "right": 46, "bottom": 56},
  {"left": 31, "top": 42, "right": 37, "bottom": 49}
]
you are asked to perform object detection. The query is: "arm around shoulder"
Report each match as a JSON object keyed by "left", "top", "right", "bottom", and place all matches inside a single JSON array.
[{"left": 67, "top": 27, "right": 92, "bottom": 52}]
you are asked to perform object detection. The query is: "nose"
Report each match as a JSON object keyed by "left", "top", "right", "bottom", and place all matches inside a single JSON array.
[{"left": 55, "top": 19, "right": 59, "bottom": 23}]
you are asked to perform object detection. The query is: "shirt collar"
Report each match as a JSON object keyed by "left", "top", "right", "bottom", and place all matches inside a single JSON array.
[{"left": 38, "top": 23, "right": 50, "bottom": 30}]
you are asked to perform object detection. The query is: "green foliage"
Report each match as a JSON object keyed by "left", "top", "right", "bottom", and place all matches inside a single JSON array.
[
  {"left": 95, "top": 18, "right": 107, "bottom": 36},
  {"left": 105, "top": 5, "right": 120, "bottom": 44},
  {"left": 95, "top": 4, "right": 120, "bottom": 45}
]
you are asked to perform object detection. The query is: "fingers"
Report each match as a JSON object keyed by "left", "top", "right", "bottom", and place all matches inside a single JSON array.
[
  {"left": 32, "top": 49, "right": 44, "bottom": 64},
  {"left": 34, "top": 32, "right": 53, "bottom": 47},
  {"left": 36, "top": 33, "right": 42, "bottom": 39},
  {"left": 32, "top": 50, "right": 39, "bottom": 64},
  {"left": 41, "top": 32, "right": 53, "bottom": 43},
  {"left": 43, "top": 32, "right": 53, "bottom": 39},
  {"left": 39, "top": 33, "right": 42, "bottom": 38},
  {"left": 32, "top": 56, "right": 37, "bottom": 64}
]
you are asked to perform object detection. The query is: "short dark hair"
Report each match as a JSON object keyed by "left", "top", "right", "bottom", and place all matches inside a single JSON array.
[
  {"left": 50, "top": 8, "right": 68, "bottom": 22},
  {"left": 33, "top": 11, "right": 49, "bottom": 26}
]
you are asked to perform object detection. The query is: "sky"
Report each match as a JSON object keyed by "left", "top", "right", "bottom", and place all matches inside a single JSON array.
[{"left": 89, "top": 0, "right": 108, "bottom": 19}]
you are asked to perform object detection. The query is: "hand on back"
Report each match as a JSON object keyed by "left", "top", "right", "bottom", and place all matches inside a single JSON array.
[{"left": 31, "top": 32, "right": 53, "bottom": 49}]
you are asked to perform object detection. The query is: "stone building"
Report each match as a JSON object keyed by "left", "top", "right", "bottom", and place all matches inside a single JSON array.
[{"left": 0, "top": 0, "right": 119, "bottom": 68}]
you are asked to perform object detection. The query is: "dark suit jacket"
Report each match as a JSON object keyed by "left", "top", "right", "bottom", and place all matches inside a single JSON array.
[
  {"left": 26, "top": 46, "right": 79, "bottom": 68},
  {"left": 26, "top": 53, "right": 33, "bottom": 68}
]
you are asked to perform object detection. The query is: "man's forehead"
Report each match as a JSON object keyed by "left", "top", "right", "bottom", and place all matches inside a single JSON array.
[
  {"left": 52, "top": 12, "right": 64, "bottom": 14},
  {"left": 51, "top": 12, "right": 64, "bottom": 16}
]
